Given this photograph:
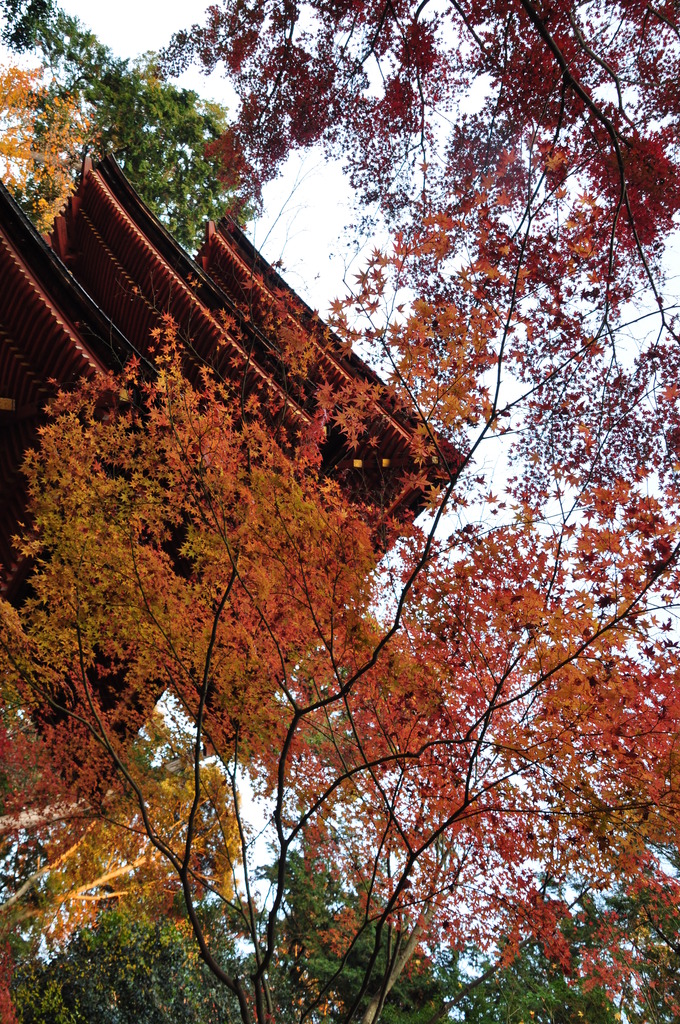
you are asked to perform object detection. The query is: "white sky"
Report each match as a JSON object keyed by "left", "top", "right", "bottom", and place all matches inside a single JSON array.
[
  {"left": 53, "top": 0, "right": 365, "bottom": 317},
  {"left": 62, "top": 0, "right": 213, "bottom": 63}
]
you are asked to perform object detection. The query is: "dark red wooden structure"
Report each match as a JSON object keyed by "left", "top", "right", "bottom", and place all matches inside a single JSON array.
[{"left": 1, "top": 156, "right": 449, "bottom": 601}]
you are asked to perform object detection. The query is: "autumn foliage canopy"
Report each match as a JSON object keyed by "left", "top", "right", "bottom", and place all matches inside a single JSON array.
[{"left": 2, "top": 1, "right": 680, "bottom": 1022}]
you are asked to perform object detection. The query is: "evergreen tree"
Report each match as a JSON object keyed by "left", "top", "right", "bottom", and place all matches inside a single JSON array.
[
  {"left": 0, "top": 0, "right": 53, "bottom": 50},
  {"left": 1, "top": 4, "right": 240, "bottom": 246},
  {"left": 12, "top": 908, "right": 239, "bottom": 1024}
]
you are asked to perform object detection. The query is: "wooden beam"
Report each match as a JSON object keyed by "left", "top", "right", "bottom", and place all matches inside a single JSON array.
[{"left": 0, "top": 399, "right": 39, "bottom": 419}]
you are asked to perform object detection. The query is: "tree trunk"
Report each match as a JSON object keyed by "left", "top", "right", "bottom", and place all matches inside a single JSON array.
[{"left": 360, "top": 905, "right": 433, "bottom": 1024}]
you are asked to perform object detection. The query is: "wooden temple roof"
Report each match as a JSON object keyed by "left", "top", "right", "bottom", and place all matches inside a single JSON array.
[{"left": 1, "top": 156, "right": 451, "bottom": 601}]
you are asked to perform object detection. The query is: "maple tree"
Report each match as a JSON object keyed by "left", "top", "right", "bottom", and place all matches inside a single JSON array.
[
  {"left": 3, "top": 0, "right": 680, "bottom": 1021},
  {"left": 0, "top": 710, "right": 239, "bottom": 945},
  {"left": 2, "top": 299, "right": 679, "bottom": 1023},
  {"left": 0, "top": 61, "right": 89, "bottom": 232}
]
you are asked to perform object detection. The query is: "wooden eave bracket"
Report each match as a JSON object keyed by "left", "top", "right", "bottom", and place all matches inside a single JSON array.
[{"left": 0, "top": 399, "right": 39, "bottom": 420}]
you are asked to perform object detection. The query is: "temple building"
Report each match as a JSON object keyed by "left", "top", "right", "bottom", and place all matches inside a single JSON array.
[{"left": 1, "top": 156, "right": 450, "bottom": 602}]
